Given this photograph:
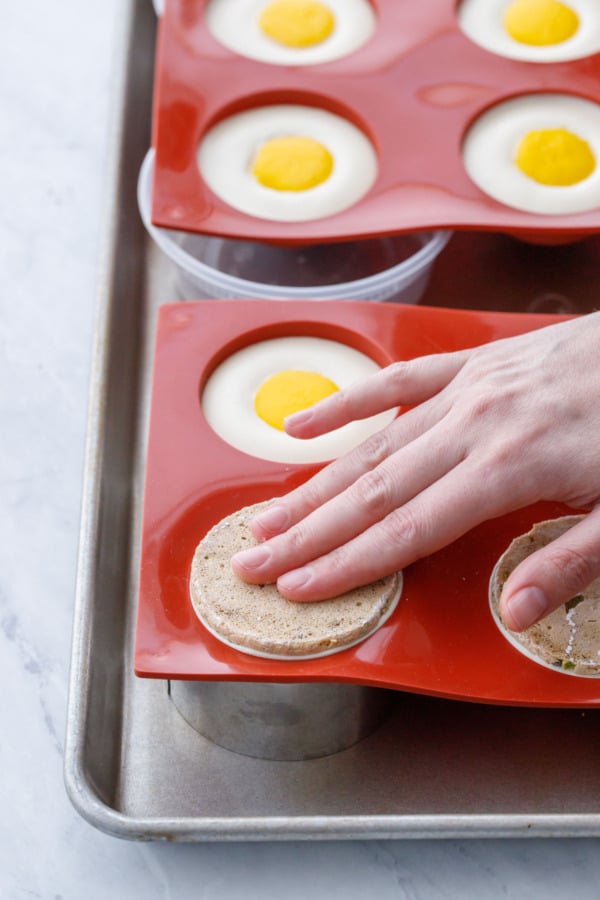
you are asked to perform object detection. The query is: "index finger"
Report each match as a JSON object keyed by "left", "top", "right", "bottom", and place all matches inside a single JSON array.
[{"left": 284, "top": 349, "right": 470, "bottom": 439}]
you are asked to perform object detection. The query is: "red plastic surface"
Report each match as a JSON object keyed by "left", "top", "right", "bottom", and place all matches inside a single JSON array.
[
  {"left": 151, "top": 0, "right": 600, "bottom": 244},
  {"left": 134, "top": 299, "right": 600, "bottom": 708}
]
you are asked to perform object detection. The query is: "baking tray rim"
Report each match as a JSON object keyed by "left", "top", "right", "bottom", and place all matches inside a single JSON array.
[
  {"left": 64, "top": 748, "right": 600, "bottom": 840},
  {"left": 63, "top": 0, "right": 600, "bottom": 842}
]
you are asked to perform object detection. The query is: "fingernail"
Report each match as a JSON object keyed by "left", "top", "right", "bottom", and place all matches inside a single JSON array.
[
  {"left": 232, "top": 544, "right": 271, "bottom": 570},
  {"left": 284, "top": 408, "right": 312, "bottom": 430},
  {"left": 278, "top": 567, "right": 312, "bottom": 593},
  {"left": 253, "top": 504, "right": 289, "bottom": 535},
  {"left": 504, "top": 586, "right": 548, "bottom": 631}
]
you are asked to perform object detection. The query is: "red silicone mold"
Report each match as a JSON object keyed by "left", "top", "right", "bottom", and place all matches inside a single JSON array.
[
  {"left": 134, "top": 299, "right": 600, "bottom": 708},
  {"left": 150, "top": 0, "right": 600, "bottom": 244}
]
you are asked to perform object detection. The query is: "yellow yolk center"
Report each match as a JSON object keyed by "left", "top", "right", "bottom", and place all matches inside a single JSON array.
[
  {"left": 258, "top": 0, "right": 335, "bottom": 48},
  {"left": 503, "top": 0, "right": 579, "bottom": 46},
  {"left": 251, "top": 135, "right": 334, "bottom": 191},
  {"left": 515, "top": 128, "right": 596, "bottom": 186},
  {"left": 254, "top": 370, "right": 339, "bottom": 431}
]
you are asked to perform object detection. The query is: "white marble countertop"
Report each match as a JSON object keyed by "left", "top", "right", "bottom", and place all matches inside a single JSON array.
[{"left": 2, "top": 1, "right": 599, "bottom": 897}]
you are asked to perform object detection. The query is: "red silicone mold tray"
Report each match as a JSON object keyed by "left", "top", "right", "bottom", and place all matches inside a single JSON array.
[
  {"left": 134, "top": 299, "right": 600, "bottom": 708},
  {"left": 150, "top": 0, "right": 600, "bottom": 244}
]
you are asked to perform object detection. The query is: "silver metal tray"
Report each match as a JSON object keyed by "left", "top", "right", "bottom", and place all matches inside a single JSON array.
[{"left": 64, "top": 0, "right": 600, "bottom": 841}]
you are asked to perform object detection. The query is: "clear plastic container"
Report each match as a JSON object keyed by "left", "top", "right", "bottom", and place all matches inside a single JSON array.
[{"left": 138, "top": 149, "right": 452, "bottom": 302}]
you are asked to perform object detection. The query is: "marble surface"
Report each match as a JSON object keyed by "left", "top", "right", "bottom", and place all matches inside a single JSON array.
[{"left": 1, "top": 1, "right": 600, "bottom": 897}]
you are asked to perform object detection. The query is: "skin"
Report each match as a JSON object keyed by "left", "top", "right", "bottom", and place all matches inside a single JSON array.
[{"left": 231, "top": 312, "right": 600, "bottom": 632}]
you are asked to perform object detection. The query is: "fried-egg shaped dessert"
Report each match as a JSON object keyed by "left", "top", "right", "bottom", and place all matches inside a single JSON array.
[
  {"left": 462, "top": 93, "right": 600, "bottom": 215},
  {"left": 489, "top": 516, "right": 600, "bottom": 677},
  {"left": 201, "top": 335, "right": 398, "bottom": 464},
  {"left": 189, "top": 500, "right": 402, "bottom": 659},
  {"left": 198, "top": 104, "right": 378, "bottom": 223},
  {"left": 204, "top": 0, "right": 376, "bottom": 65},
  {"left": 458, "top": 0, "right": 600, "bottom": 62}
]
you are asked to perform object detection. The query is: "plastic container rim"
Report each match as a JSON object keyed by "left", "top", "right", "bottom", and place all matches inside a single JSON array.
[{"left": 138, "top": 149, "right": 453, "bottom": 300}]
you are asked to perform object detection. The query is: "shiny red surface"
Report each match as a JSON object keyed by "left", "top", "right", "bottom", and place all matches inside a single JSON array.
[
  {"left": 150, "top": 0, "right": 600, "bottom": 244},
  {"left": 134, "top": 300, "right": 600, "bottom": 707}
]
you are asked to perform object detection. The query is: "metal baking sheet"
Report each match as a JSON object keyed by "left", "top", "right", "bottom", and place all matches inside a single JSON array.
[{"left": 64, "top": 0, "right": 600, "bottom": 841}]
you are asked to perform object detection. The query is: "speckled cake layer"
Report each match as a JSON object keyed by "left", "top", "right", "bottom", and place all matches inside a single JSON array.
[{"left": 190, "top": 501, "right": 401, "bottom": 658}]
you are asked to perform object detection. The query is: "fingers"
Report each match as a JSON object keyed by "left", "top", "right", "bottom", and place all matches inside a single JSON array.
[
  {"left": 275, "top": 459, "right": 495, "bottom": 600},
  {"left": 284, "top": 350, "right": 469, "bottom": 439},
  {"left": 500, "top": 506, "right": 600, "bottom": 631},
  {"left": 249, "top": 397, "right": 452, "bottom": 543},
  {"left": 250, "top": 398, "right": 460, "bottom": 541},
  {"left": 249, "top": 425, "right": 397, "bottom": 541},
  {"left": 233, "top": 420, "right": 465, "bottom": 583},
  {"left": 234, "top": 456, "right": 501, "bottom": 601},
  {"left": 236, "top": 315, "right": 600, "bottom": 612},
  {"left": 248, "top": 351, "right": 470, "bottom": 543}
]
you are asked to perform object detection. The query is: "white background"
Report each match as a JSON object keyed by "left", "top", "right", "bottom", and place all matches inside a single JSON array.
[{"left": 1, "top": 1, "right": 599, "bottom": 897}]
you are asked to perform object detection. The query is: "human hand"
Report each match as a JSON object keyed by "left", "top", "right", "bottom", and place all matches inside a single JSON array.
[{"left": 231, "top": 312, "right": 600, "bottom": 632}]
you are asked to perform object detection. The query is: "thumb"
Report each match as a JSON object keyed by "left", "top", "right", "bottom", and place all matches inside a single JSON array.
[{"left": 499, "top": 507, "right": 600, "bottom": 631}]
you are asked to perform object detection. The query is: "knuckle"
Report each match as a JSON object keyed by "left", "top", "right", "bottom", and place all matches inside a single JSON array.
[
  {"left": 295, "top": 480, "right": 325, "bottom": 514},
  {"left": 351, "top": 468, "right": 392, "bottom": 517},
  {"left": 309, "top": 540, "right": 357, "bottom": 588},
  {"left": 545, "top": 545, "right": 596, "bottom": 591},
  {"left": 327, "top": 387, "right": 354, "bottom": 420},
  {"left": 355, "top": 429, "right": 392, "bottom": 471},
  {"left": 382, "top": 506, "right": 421, "bottom": 550},
  {"left": 480, "top": 436, "right": 522, "bottom": 471},
  {"left": 283, "top": 521, "right": 310, "bottom": 555},
  {"left": 470, "top": 441, "right": 536, "bottom": 507},
  {"left": 463, "top": 389, "right": 496, "bottom": 423},
  {"left": 326, "top": 541, "right": 355, "bottom": 572},
  {"left": 384, "top": 360, "right": 410, "bottom": 390}
]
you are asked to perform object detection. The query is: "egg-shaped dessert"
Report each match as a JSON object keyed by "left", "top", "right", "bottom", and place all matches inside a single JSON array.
[
  {"left": 462, "top": 93, "right": 600, "bottom": 215},
  {"left": 197, "top": 104, "right": 378, "bottom": 222},
  {"left": 458, "top": 0, "right": 600, "bottom": 62},
  {"left": 201, "top": 335, "right": 397, "bottom": 464},
  {"left": 204, "top": 0, "right": 376, "bottom": 65}
]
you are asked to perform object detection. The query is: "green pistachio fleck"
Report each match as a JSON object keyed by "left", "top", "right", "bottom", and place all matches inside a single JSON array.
[
  {"left": 561, "top": 660, "right": 576, "bottom": 671},
  {"left": 565, "top": 594, "right": 585, "bottom": 613}
]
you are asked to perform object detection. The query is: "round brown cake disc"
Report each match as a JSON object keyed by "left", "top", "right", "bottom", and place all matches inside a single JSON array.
[{"left": 190, "top": 501, "right": 402, "bottom": 659}]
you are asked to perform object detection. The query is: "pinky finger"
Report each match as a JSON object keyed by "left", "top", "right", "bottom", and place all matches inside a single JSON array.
[{"left": 500, "top": 506, "right": 600, "bottom": 631}]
